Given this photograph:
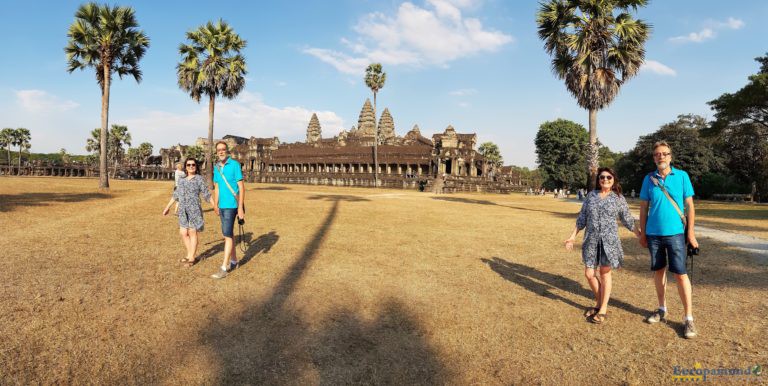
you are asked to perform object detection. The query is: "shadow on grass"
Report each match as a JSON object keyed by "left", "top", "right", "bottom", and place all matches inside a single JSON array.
[
  {"left": 697, "top": 208, "right": 768, "bottom": 221},
  {"left": 253, "top": 186, "right": 290, "bottom": 191},
  {"left": 432, "top": 196, "right": 574, "bottom": 218},
  {"left": 0, "top": 192, "right": 111, "bottom": 212},
  {"left": 307, "top": 194, "right": 370, "bottom": 202},
  {"left": 191, "top": 196, "right": 446, "bottom": 383},
  {"left": 481, "top": 257, "right": 647, "bottom": 318},
  {"left": 698, "top": 218, "right": 768, "bottom": 237}
]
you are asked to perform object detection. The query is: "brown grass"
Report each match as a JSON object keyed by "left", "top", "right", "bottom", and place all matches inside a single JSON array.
[{"left": 1, "top": 177, "right": 766, "bottom": 384}]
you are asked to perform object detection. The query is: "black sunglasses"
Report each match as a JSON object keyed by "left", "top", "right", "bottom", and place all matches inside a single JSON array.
[
  {"left": 186, "top": 163, "right": 197, "bottom": 167},
  {"left": 599, "top": 175, "right": 613, "bottom": 180}
]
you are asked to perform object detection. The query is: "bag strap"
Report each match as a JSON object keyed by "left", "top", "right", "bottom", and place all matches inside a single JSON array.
[
  {"left": 649, "top": 174, "right": 686, "bottom": 226},
  {"left": 215, "top": 162, "right": 238, "bottom": 198}
]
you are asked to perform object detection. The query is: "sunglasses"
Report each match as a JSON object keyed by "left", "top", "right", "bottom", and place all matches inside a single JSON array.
[
  {"left": 654, "top": 152, "right": 671, "bottom": 157},
  {"left": 186, "top": 164, "right": 197, "bottom": 167},
  {"left": 599, "top": 175, "right": 613, "bottom": 181}
]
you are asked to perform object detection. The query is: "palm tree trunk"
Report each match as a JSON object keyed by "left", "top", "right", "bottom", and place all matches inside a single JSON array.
[
  {"left": 99, "top": 64, "right": 111, "bottom": 190},
  {"left": 6, "top": 145, "right": 10, "bottom": 175},
  {"left": 373, "top": 92, "right": 379, "bottom": 188},
  {"left": 588, "top": 108, "right": 598, "bottom": 190},
  {"left": 17, "top": 145, "right": 21, "bottom": 172},
  {"left": 207, "top": 93, "right": 215, "bottom": 188}
]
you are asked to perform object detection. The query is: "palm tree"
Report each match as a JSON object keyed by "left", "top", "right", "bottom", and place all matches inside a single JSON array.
[
  {"left": 365, "top": 63, "right": 386, "bottom": 187},
  {"left": 15, "top": 128, "right": 31, "bottom": 170},
  {"left": 109, "top": 124, "right": 131, "bottom": 177},
  {"left": 65, "top": 2, "right": 149, "bottom": 190},
  {"left": 177, "top": 20, "right": 247, "bottom": 186},
  {"left": 537, "top": 0, "right": 649, "bottom": 189},
  {"left": 0, "top": 128, "right": 13, "bottom": 174}
]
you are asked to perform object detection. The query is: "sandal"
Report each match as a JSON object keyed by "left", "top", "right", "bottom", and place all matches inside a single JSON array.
[
  {"left": 588, "top": 313, "right": 608, "bottom": 324},
  {"left": 584, "top": 307, "right": 599, "bottom": 318},
  {"left": 179, "top": 257, "right": 197, "bottom": 267}
]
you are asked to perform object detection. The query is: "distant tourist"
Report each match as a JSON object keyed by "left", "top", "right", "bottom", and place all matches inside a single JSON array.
[
  {"left": 638, "top": 141, "right": 699, "bottom": 339},
  {"left": 631, "top": 189, "right": 636, "bottom": 199},
  {"left": 173, "top": 162, "right": 185, "bottom": 214},
  {"left": 211, "top": 141, "right": 245, "bottom": 280},
  {"left": 162, "top": 158, "right": 216, "bottom": 267},
  {"left": 564, "top": 167, "right": 639, "bottom": 324}
]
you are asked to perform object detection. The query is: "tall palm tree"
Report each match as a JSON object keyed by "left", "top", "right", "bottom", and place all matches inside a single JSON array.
[
  {"left": 65, "top": 2, "right": 149, "bottom": 190},
  {"left": 109, "top": 124, "right": 131, "bottom": 177},
  {"left": 0, "top": 128, "right": 13, "bottom": 174},
  {"left": 177, "top": 20, "right": 247, "bottom": 186},
  {"left": 15, "top": 128, "right": 31, "bottom": 170},
  {"left": 365, "top": 63, "right": 386, "bottom": 187},
  {"left": 537, "top": 0, "right": 649, "bottom": 189}
]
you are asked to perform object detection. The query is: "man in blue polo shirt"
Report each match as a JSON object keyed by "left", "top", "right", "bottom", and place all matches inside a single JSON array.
[
  {"left": 211, "top": 140, "right": 245, "bottom": 280},
  {"left": 638, "top": 140, "right": 699, "bottom": 338}
]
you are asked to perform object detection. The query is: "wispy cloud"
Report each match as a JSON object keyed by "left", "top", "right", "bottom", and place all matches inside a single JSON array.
[
  {"left": 122, "top": 91, "right": 345, "bottom": 147},
  {"left": 641, "top": 60, "right": 677, "bottom": 76},
  {"left": 16, "top": 90, "right": 79, "bottom": 113},
  {"left": 304, "top": 0, "right": 513, "bottom": 74},
  {"left": 449, "top": 88, "right": 478, "bottom": 96},
  {"left": 669, "top": 17, "right": 745, "bottom": 43}
]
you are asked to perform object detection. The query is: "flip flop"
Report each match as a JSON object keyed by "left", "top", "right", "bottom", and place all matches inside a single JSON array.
[
  {"left": 588, "top": 313, "right": 608, "bottom": 324},
  {"left": 584, "top": 307, "right": 599, "bottom": 318},
  {"left": 179, "top": 257, "right": 197, "bottom": 266}
]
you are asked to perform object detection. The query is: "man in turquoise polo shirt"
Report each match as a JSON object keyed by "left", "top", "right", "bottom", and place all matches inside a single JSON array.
[
  {"left": 638, "top": 140, "right": 699, "bottom": 338},
  {"left": 211, "top": 140, "right": 245, "bottom": 280}
]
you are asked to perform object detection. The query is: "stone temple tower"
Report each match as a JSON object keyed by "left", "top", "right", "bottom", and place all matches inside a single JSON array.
[
  {"left": 357, "top": 99, "right": 376, "bottom": 136},
  {"left": 306, "top": 113, "right": 321, "bottom": 144},
  {"left": 378, "top": 108, "right": 395, "bottom": 143}
]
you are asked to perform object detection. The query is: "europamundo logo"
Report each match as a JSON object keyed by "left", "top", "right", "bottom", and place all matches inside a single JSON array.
[{"left": 672, "top": 362, "right": 763, "bottom": 381}]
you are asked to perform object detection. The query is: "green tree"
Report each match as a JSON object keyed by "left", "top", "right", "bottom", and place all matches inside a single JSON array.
[
  {"left": 597, "top": 142, "right": 624, "bottom": 169},
  {"left": 535, "top": 119, "right": 589, "bottom": 189},
  {"left": 537, "top": 0, "right": 650, "bottom": 189},
  {"left": 177, "top": 20, "right": 247, "bottom": 186},
  {"left": 478, "top": 142, "right": 503, "bottom": 169},
  {"left": 365, "top": 63, "right": 386, "bottom": 187},
  {"left": 108, "top": 125, "right": 131, "bottom": 176},
  {"left": 185, "top": 145, "right": 205, "bottom": 163},
  {"left": 15, "top": 128, "right": 31, "bottom": 169},
  {"left": 0, "top": 128, "right": 13, "bottom": 172},
  {"left": 714, "top": 123, "right": 768, "bottom": 201},
  {"left": 60, "top": 148, "right": 71, "bottom": 164},
  {"left": 615, "top": 114, "right": 717, "bottom": 193},
  {"left": 137, "top": 142, "right": 153, "bottom": 162},
  {"left": 126, "top": 147, "right": 142, "bottom": 166},
  {"left": 707, "top": 53, "right": 768, "bottom": 135},
  {"left": 65, "top": 3, "right": 149, "bottom": 190}
]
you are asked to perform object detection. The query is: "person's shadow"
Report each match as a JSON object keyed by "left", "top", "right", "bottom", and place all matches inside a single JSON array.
[
  {"left": 238, "top": 231, "right": 280, "bottom": 268},
  {"left": 481, "top": 257, "right": 648, "bottom": 319},
  {"left": 196, "top": 231, "right": 280, "bottom": 266}
]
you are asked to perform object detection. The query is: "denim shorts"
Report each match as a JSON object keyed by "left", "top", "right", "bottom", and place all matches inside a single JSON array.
[
  {"left": 647, "top": 234, "right": 687, "bottom": 274},
  {"left": 219, "top": 208, "right": 237, "bottom": 238}
]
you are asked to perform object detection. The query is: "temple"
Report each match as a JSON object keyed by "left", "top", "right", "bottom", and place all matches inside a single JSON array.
[{"left": 160, "top": 99, "right": 526, "bottom": 193}]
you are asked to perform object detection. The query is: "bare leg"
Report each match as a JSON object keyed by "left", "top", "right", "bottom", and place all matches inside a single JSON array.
[
  {"left": 222, "top": 236, "right": 234, "bottom": 269},
  {"left": 675, "top": 273, "right": 693, "bottom": 317},
  {"left": 653, "top": 268, "right": 667, "bottom": 309},
  {"left": 584, "top": 267, "right": 601, "bottom": 308},
  {"left": 598, "top": 266, "right": 612, "bottom": 314},
  {"left": 187, "top": 229, "right": 198, "bottom": 261},
  {"left": 179, "top": 228, "right": 191, "bottom": 259}
]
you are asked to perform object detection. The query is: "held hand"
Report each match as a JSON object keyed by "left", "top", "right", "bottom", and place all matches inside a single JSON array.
[
  {"left": 633, "top": 226, "right": 642, "bottom": 238},
  {"left": 639, "top": 234, "right": 648, "bottom": 248},
  {"left": 687, "top": 234, "right": 699, "bottom": 249},
  {"left": 213, "top": 207, "right": 220, "bottom": 216}
]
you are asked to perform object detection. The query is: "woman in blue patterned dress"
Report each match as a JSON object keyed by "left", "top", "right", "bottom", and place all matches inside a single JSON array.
[
  {"left": 564, "top": 167, "right": 639, "bottom": 324},
  {"left": 163, "top": 158, "right": 218, "bottom": 266}
]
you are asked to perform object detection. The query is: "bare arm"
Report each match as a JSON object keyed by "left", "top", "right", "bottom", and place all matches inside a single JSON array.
[
  {"left": 639, "top": 200, "right": 649, "bottom": 247},
  {"left": 237, "top": 180, "right": 245, "bottom": 219},
  {"left": 162, "top": 197, "right": 176, "bottom": 216},
  {"left": 685, "top": 197, "right": 698, "bottom": 248}
]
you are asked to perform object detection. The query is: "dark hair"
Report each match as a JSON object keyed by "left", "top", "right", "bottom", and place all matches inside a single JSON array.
[
  {"left": 595, "top": 167, "right": 622, "bottom": 196},
  {"left": 184, "top": 157, "right": 198, "bottom": 175}
]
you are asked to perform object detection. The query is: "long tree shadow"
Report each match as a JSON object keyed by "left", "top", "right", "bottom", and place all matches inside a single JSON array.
[
  {"left": 432, "top": 196, "right": 575, "bottom": 218},
  {"left": 481, "top": 257, "right": 647, "bottom": 318},
  {"left": 0, "top": 192, "right": 111, "bottom": 212},
  {"left": 191, "top": 195, "right": 445, "bottom": 383}
]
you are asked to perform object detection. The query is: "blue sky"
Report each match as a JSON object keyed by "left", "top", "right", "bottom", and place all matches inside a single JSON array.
[{"left": 1, "top": 0, "right": 766, "bottom": 167}]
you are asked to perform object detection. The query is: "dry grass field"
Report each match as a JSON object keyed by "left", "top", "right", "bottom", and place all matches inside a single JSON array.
[{"left": 1, "top": 177, "right": 767, "bottom": 384}]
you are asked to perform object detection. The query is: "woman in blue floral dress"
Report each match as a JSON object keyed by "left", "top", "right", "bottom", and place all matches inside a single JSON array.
[
  {"left": 564, "top": 167, "right": 639, "bottom": 324},
  {"left": 163, "top": 158, "right": 218, "bottom": 266}
]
